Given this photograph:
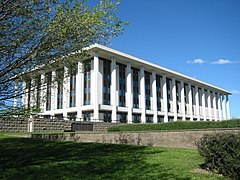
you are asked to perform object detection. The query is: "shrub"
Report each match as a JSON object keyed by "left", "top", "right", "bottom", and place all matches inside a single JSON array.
[
  {"left": 196, "top": 132, "right": 240, "bottom": 179},
  {"left": 108, "top": 119, "right": 240, "bottom": 132}
]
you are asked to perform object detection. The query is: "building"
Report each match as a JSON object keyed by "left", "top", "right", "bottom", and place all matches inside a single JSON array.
[{"left": 14, "top": 44, "right": 231, "bottom": 123}]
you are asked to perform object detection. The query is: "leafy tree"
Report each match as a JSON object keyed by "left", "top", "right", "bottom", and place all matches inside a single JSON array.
[{"left": 0, "top": 0, "right": 126, "bottom": 115}]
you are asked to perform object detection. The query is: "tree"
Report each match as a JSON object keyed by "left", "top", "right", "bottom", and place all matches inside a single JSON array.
[{"left": 0, "top": 0, "right": 126, "bottom": 115}]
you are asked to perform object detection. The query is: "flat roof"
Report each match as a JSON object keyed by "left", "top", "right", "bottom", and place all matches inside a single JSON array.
[{"left": 90, "top": 44, "right": 231, "bottom": 95}]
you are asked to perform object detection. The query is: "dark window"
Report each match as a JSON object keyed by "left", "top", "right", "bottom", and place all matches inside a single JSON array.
[
  {"left": 146, "top": 115, "right": 153, "bottom": 123},
  {"left": 133, "top": 113, "right": 141, "bottom": 123},
  {"left": 46, "top": 72, "right": 52, "bottom": 111},
  {"left": 118, "top": 64, "right": 126, "bottom": 107},
  {"left": 156, "top": 75, "right": 161, "bottom": 111},
  {"left": 99, "top": 111, "right": 112, "bottom": 122},
  {"left": 83, "top": 111, "right": 93, "bottom": 121},
  {"left": 84, "top": 60, "right": 91, "bottom": 105},
  {"left": 145, "top": 71, "right": 151, "bottom": 110},
  {"left": 198, "top": 88, "right": 202, "bottom": 106},
  {"left": 55, "top": 114, "right": 63, "bottom": 120},
  {"left": 68, "top": 112, "right": 77, "bottom": 121},
  {"left": 26, "top": 79, "right": 31, "bottom": 109},
  {"left": 35, "top": 75, "right": 41, "bottom": 108},
  {"left": 132, "top": 68, "right": 139, "bottom": 108},
  {"left": 166, "top": 78, "right": 171, "bottom": 112},
  {"left": 204, "top": 90, "right": 208, "bottom": 107},
  {"left": 157, "top": 115, "right": 164, "bottom": 123},
  {"left": 69, "top": 66, "right": 77, "bottom": 107},
  {"left": 184, "top": 83, "right": 188, "bottom": 112},
  {"left": 56, "top": 68, "right": 64, "bottom": 109},
  {"left": 117, "top": 112, "right": 127, "bottom": 123},
  {"left": 102, "top": 59, "right": 111, "bottom": 105},
  {"left": 176, "top": 81, "right": 180, "bottom": 112}
]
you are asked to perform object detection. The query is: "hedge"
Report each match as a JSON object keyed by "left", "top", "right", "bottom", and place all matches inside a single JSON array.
[
  {"left": 108, "top": 119, "right": 240, "bottom": 132},
  {"left": 196, "top": 132, "right": 240, "bottom": 179}
]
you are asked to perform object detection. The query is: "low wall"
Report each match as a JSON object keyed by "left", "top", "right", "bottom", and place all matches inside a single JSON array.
[
  {"left": 32, "top": 119, "right": 72, "bottom": 132},
  {"left": 31, "top": 129, "right": 240, "bottom": 149},
  {"left": 0, "top": 118, "right": 120, "bottom": 132},
  {"left": 0, "top": 118, "right": 28, "bottom": 132}
]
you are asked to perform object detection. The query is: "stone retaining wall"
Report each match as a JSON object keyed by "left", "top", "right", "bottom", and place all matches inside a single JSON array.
[
  {"left": 32, "top": 119, "right": 72, "bottom": 132},
  {"left": 0, "top": 118, "right": 28, "bottom": 132},
  {"left": 0, "top": 118, "right": 120, "bottom": 132},
  {"left": 31, "top": 129, "right": 240, "bottom": 149}
]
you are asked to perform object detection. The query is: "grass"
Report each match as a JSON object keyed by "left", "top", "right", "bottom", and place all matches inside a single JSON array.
[
  {"left": 0, "top": 133, "right": 225, "bottom": 179},
  {"left": 108, "top": 119, "right": 240, "bottom": 132}
]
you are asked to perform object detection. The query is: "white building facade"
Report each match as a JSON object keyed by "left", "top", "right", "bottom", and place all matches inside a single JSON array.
[{"left": 14, "top": 44, "right": 231, "bottom": 123}]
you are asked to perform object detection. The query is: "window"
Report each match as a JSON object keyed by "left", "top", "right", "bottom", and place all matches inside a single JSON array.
[
  {"left": 133, "top": 114, "right": 141, "bottom": 123},
  {"left": 198, "top": 88, "right": 202, "bottom": 106},
  {"left": 191, "top": 86, "right": 195, "bottom": 105},
  {"left": 69, "top": 66, "right": 77, "bottom": 107},
  {"left": 68, "top": 112, "right": 77, "bottom": 121},
  {"left": 118, "top": 64, "right": 126, "bottom": 107},
  {"left": 210, "top": 91, "right": 213, "bottom": 107},
  {"left": 156, "top": 75, "right": 161, "bottom": 111},
  {"left": 35, "top": 75, "right": 41, "bottom": 108},
  {"left": 102, "top": 59, "right": 111, "bottom": 105},
  {"left": 46, "top": 72, "right": 52, "bottom": 111},
  {"left": 145, "top": 71, "right": 151, "bottom": 110},
  {"left": 99, "top": 111, "right": 112, "bottom": 122},
  {"left": 56, "top": 68, "right": 64, "bottom": 109},
  {"left": 204, "top": 90, "right": 208, "bottom": 107},
  {"left": 166, "top": 78, "right": 171, "bottom": 112},
  {"left": 55, "top": 114, "right": 63, "bottom": 120},
  {"left": 117, "top": 112, "right": 127, "bottom": 123},
  {"left": 184, "top": 83, "right": 188, "bottom": 112},
  {"left": 146, "top": 115, "right": 153, "bottom": 123},
  {"left": 132, "top": 68, "right": 139, "bottom": 108},
  {"left": 84, "top": 60, "right": 91, "bottom": 105},
  {"left": 157, "top": 115, "right": 164, "bottom": 123},
  {"left": 26, "top": 79, "right": 31, "bottom": 109},
  {"left": 83, "top": 111, "right": 93, "bottom": 121},
  {"left": 176, "top": 81, "right": 180, "bottom": 112}
]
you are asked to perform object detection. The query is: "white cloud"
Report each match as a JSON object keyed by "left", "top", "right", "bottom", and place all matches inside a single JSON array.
[
  {"left": 230, "top": 90, "right": 240, "bottom": 94},
  {"left": 187, "top": 59, "right": 207, "bottom": 65},
  {"left": 212, "top": 59, "right": 239, "bottom": 65}
]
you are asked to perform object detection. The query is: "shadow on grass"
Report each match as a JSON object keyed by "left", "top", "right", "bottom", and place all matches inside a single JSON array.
[{"left": 0, "top": 137, "right": 190, "bottom": 180}]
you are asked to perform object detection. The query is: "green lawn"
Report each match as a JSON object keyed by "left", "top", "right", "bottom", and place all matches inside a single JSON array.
[{"left": 0, "top": 133, "right": 225, "bottom": 180}]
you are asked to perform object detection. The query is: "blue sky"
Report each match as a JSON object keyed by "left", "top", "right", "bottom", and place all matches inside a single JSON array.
[{"left": 99, "top": 0, "right": 239, "bottom": 118}]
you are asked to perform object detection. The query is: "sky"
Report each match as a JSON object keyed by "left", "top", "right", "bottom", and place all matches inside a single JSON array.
[{"left": 93, "top": 0, "right": 240, "bottom": 118}]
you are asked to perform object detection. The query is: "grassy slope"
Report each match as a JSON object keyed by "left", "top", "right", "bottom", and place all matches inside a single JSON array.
[
  {"left": 108, "top": 119, "right": 240, "bottom": 132},
  {"left": 0, "top": 133, "right": 225, "bottom": 179}
]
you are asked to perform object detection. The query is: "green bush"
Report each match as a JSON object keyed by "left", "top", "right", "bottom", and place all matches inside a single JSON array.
[
  {"left": 196, "top": 132, "right": 240, "bottom": 179},
  {"left": 108, "top": 119, "right": 240, "bottom": 132}
]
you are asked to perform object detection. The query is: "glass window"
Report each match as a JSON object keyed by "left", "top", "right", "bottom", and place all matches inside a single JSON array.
[
  {"left": 83, "top": 111, "right": 93, "bottom": 121},
  {"left": 56, "top": 68, "right": 64, "bottom": 109},
  {"left": 132, "top": 68, "right": 139, "bottom": 108},
  {"left": 156, "top": 75, "right": 161, "bottom": 111},
  {"left": 46, "top": 72, "right": 52, "bottom": 111},
  {"left": 35, "top": 75, "right": 41, "bottom": 109},
  {"left": 84, "top": 60, "right": 91, "bottom": 105},
  {"left": 146, "top": 115, "right": 153, "bottom": 123},
  {"left": 102, "top": 59, "right": 111, "bottom": 105},
  {"left": 157, "top": 115, "right": 164, "bottom": 123},
  {"left": 133, "top": 113, "right": 141, "bottom": 123},
  {"left": 166, "top": 78, "right": 172, "bottom": 112},
  {"left": 117, "top": 112, "right": 127, "bottom": 123},
  {"left": 118, "top": 63, "right": 126, "bottom": 107},
  {"left": 99, "top": 111, "right": 112, "bottom": 122},
  {"left": 68, "top": 112, "right": 77, "bottom": 121},
  {"left": 145, "top": 71, "right": 151, "bottom": 110},
  {"left": 69, "top": 66, "right": 77, "bottom": 107}
]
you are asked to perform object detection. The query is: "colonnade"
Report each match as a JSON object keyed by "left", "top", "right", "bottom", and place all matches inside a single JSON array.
[{"left": 14, "top": 54, "right": 231, "bottom": 122}]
